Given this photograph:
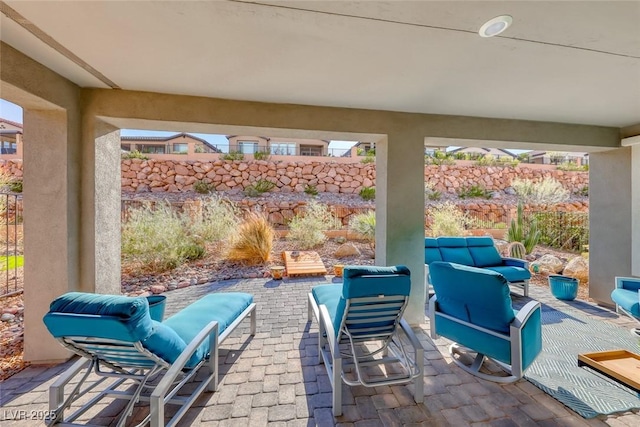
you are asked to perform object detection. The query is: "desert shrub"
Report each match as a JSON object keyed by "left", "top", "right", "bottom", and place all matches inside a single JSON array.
[
  {"left": 244, "top": 179, "right": 276, "bottom": 197},
  {"left": 193, "top": 179, "right": 213, "bottom": 194},
  {"left": 226, "top": 213, "right": 274, "bottom": 265},
  {"left": 457, "top": 184, "right": 492, "bottom": 199},
  {"left": 122, "top": 201, "right": 203, "bottom": 272},
  {"left": 425, "top": 151, "right": 455, "bottom": 165},
  {"left": 7, "top": 179, "right": 22, "bottom": 193},
  {"left": 475, "top": 155, "right": 519, "bottom": 167},
  {"left": 428, "top": 202, "right": 470, "bottom": 237},
  {"left": 576, "top": 185, "right": 588, "bottom": 197},
  {"left": 121, "top": 150, "right": 149, "bottom": 160},
  {"left": 222, "top": 151, "right": 245, "bottom": 161},
  {"left": 189, "top": 195, "right": 239, "bottom": 244},
  {"left": 533, "top": 211, "right": 589, "bottom": 251},
  {"left": 304, "top": 184, "right": 318, "bottom": 196},
  {"left": 557, "top": 162, "right": 588, "bottom": 171},
  {"left": 287, "top": 201, "right": 338, "bottom": 249},
  {"left": 0, "top": 168, "right": 13, "bottom": 189},
  {"left": 253, "top": 151, "right": 270, "bottom": 161},
  {"left": 360, "top": 152, "right": 375, "bottom": 164},
  {"left": 506, "top": 202, "right": 540, "bottom": 254},
  {"left": 359, "top": 186, "right": 375, "bottom": 201},
  {"left": 349, "top": 210, "right": 376, "bottom": 250},
  {"left": 511, "top": 177, "right": 569, "bottom": 204},
  {"left": 424, "top": 182, "right": 442, "bottom": 201}
]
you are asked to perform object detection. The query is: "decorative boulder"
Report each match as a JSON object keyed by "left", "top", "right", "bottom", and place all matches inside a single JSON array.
[
  {"left": 563, "top": 256, "right": 589, "bottom": 283},
  {"left": 530, "top": 254, "right": 564, "bottom": 274},
  {"left": 334, "top": 243, "right": 361, "bottom": 258}
]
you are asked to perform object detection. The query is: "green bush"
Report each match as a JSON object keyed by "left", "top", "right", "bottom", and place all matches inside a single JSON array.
[
  {"left": 304, "top": 184, "right": 319, "bottom": 196},
  {"left": 287, "top": 201, "right": 338, "bottom": 249},
  {"left": 8, "top": 180, "right": 22, "bottom": 193},
  {"left": 557, "top": 162, "right": 588, "bottom": 171},
  {"left": 360, "top": 153, "right": 375, "bottom": 164},
  {"left": 506, "top": 202, "right": 540, "bottom": 254},
  {"left": 359, "top": 186, "right": 375, "bottom": 201},
  {"left": 576, "top": 185, "right": 588, "bottom": 197},
  {"left": 457, "top": 184, "right": 492, "bottom": 199},
  {"left": 121, "top": 150, "right": 149, "bottom": 160},
  {"left": 349, "top": 210, "right": 376, "bottom": 250},
  {"left": 122, "top": 201, "right": 204, "bottom": 272},
  {"left": 222, "top": 151, "right": 245, "bottom": 161},
  {"left": 425, "top": 151, "right": 456, "bottom": 165},
  {"left": 244, "top": 179, "right": 276, "bottom": 197},
  {"left": 193, "top": 180, "right": 213, "bottom": 194},
  {"left": 428, "top": 202, "right": 470, "bottom": 237},
  {"left": 253, "top": 151, "right": 270, "bottom": 161},
  {"left": 511, "top": 177, "right": 569, "bottom": 204}
]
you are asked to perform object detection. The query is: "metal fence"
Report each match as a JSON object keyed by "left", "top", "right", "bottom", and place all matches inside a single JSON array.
[{"left": 0, "top": 193, "right": 23, "bottom": 297}]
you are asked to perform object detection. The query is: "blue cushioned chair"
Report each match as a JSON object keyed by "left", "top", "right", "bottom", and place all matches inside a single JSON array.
[
  {"left": 308, "top": 265, "right": 424, "bottom": 416},
  {"left": 611, "top": 276, "right": 640, "bottom": 337},
  {"left": 428, "top": 262, "right": 542, "bottom": 383},
  {"left": 42, "top": 292, "right": 256, "bottom": 427}
]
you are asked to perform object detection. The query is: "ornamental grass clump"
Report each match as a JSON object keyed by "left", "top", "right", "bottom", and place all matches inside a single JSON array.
[
  {"left": 226, "top": 212, "right": 275, "bottom": 265},
  {"left": 121, "top": 201, "right": 204, "bottom": 273},
  {"left": 428, "top": 202, "right": 470, "bottom": 237},
  {"left": 349, "top": 210, "right": 376, "bottom": 250},
  {"left": 287, "top": 201, "right": 338, "bottom": 249},
  {"left": 189, "top": 195, "right": 240, "bottom": 244}
]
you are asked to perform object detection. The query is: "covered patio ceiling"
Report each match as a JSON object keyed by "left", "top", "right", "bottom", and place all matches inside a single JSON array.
[{"left": 1, "top": 0, "right": 639, "bottom": 130}]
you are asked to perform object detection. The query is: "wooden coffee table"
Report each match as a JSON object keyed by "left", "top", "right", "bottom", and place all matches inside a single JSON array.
[
  {"left": 282, "top": 251, "right": 327, "bottom": 277},
  {"left": 578, "top": 349, "right": 640, "bottom": 393}
]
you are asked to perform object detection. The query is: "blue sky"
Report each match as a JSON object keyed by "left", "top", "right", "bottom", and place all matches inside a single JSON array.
[{"left": 0, "top": 98, "right": 357, "bottom": 151}]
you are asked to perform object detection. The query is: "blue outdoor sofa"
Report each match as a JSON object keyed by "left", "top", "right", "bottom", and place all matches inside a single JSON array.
[{"left": 425, "top": 236, "right": 531, "bottom": 296}]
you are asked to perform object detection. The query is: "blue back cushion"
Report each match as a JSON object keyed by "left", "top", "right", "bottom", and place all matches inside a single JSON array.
[
  {"left": 437, "top": 237, "right": 475, "bottom": 266},
  {"left": 429, "top": 262, "right": 515, "bottom": 333},
  {"left": 467, "top": 237, "right": 503, "bottom": 267},
  {"left": 424, "top": 238, "right": 443, "bottom": 264},
  {"left": 332, "top": 265, "right": 411, "bottom": 335},
  {"left": 43, "top": 292, "right": 188, "bottom": 366}
]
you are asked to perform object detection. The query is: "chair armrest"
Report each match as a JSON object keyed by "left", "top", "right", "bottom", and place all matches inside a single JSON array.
[
  {"left": 511, "top": 300, "right": 541, "bottom": 329},
  {"left": 615, "top": 276, "right": 640, "bottom": 291},
  {"left": 319, "top": 304, "right": 339, "bottom": 359},
  {"left": 502, "top": 257, "right": 529, "bottom": 269},
  {"left": 151, "top": 320, "right": 219, "bottom": 400},
  {"left": 399, "top": 318, "right": 424, "bottom": 352}
]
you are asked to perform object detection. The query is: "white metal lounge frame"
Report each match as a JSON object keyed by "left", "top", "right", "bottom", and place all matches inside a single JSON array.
[
  {"left": 47, "top": 303, "right": 256, "bottom": 427},
  {"left": 429, "top": 296, "right": 540, "bottom": 383},
  {"left": 308, "top": 293, "right": 424, "bottom": 416}
]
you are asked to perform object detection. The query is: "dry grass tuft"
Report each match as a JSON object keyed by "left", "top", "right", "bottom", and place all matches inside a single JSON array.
[{"left": 227, "top": 213, "right": 275, "bottom": 265}]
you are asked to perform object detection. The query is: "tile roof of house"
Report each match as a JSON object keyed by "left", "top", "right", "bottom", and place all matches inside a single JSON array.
[
  {"left": 0, "top": 118, "right": 23, "bottom": 130},
  {"left": 120, "top": 132, "right": 220, "bottom": 152}
]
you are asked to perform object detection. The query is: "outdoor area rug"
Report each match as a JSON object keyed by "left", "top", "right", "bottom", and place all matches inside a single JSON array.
[{"left": 524, "top": 305, "right": 640, "bottom": 418}]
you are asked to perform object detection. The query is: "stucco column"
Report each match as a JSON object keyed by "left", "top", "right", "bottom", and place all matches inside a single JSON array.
[
  {"left": 632, "top": 145, "right": 640, "bottom": 276},
  {"left": 81, "top": 118, "right": 121, "bottom": 295},
  {"left": 23, "top": 109, "right": 77, "bottom": 362},
  {"left": 375, "top": 134, "right": 426, "bottom": 324},
  {"left": 589, "top": 147, "right": 633, "bottom": 305}
]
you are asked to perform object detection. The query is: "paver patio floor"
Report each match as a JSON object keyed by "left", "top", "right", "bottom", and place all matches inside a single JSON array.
[{"left": 1, "top": 277, "right": 638, "bottom": 426}]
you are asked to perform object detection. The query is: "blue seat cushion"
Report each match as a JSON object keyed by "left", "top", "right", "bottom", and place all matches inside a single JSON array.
[
  {"left": 163, "top": 292, "right": 254, "bottom": 368},
  {"left": 466, "top": 237, "right": 503, "bottom": 267},
  {"left": 430, "top": 262, "right": 515, "bottom": 334},
  {"left": 312, "top": 284, "right": 343, "bottom": 320},
  {"left": 485, "top": 266, "right": 531, "bottom": 283},
  {"left": 611, "top": 288, "right": 640, "bottom": 317}
]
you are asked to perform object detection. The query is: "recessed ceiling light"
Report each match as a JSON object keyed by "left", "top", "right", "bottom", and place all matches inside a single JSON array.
[{"left": 479, "top": 15, "right": 513, "bottom": 38}]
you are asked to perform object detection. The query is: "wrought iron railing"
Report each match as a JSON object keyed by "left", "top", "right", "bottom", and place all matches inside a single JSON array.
[{"left": 0, "top": 193, "right": 23, "bottom": 297}]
